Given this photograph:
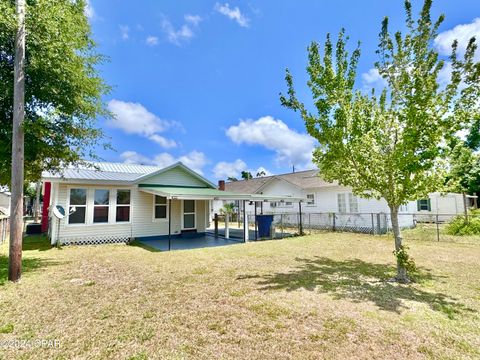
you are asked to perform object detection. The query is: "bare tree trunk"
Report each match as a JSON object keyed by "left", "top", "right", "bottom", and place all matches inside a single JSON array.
[
  {"left": 9, "top": 0, "right": 26, "bottom": 282},
  {"left": 390, "top": 205, "right": 408, "bottom": 283}
]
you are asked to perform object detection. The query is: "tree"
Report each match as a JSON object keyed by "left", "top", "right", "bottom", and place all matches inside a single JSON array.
[
  {"left": 227, "top": 176, "right": 238, "bottom": 182},
  {"left": 281, "top": 0, "right": 480, "bottom": 282},
  {"left": 8, "top": 0, "right": 25, "bottom": 282},
  {"left": 241, "top": 171, "right": 253, "bottom": 180},
  {"left": 1, "top": 0, "right": 109, "bottom": 281},
  {"left": 0, "top": 0, "right": 110, "bottom": 186},
  {"left": 256, "top": 170, "right": 266, "bottom": 177}
]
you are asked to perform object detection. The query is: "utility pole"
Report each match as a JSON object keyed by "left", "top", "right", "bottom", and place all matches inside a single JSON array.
[{"left": 9, "top": 0, "right": 26, "bottom": 282}]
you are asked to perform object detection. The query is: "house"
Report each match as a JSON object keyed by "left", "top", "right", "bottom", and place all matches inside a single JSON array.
[
  {"left": 414, "top": 192, "right": 466, "bottom": 222},
  {"left": 41, "top": 161, "right": 300, "bottom": 245},
  {"left": 213, "top": 170, "right": 417, "bottom": 232},
  {"left": 0, "top": 189, "right": 11, "bottom": 216}
]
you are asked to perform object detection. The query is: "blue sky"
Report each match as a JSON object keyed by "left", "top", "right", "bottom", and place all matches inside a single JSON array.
[{"left": 86, "top": 0, "right": 480, "bottom": 181}]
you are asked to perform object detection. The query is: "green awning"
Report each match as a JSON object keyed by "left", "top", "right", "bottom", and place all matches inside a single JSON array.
[{"left": 139, "top": 186, "right": 305, "bottom": 201}]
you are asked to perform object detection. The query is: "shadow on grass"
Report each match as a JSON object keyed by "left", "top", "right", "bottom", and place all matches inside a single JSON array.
[
  {"left": 238, "top": 256, "right": 475, "bottom": 317},
  {"left": 22, "top": 234, "right": 52, "bottom": 251},
  {"left": 128, "top": 240, "right": 161, "bottom": 252},
  {"left": 0, "top": 235, "right": 63, "bottom": 285}
]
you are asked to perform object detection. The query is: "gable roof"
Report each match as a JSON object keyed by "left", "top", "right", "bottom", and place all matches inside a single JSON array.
[
  {"left": 224, "top": 169, "right": 337, "bottom": 194},
  {"left": 42, "top": 161, "right": 215, "bottom": 188}
]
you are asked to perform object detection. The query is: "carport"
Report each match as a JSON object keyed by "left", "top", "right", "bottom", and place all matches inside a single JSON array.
[{"left": 138, "top": 185, "right": 305, "bottom": 250}]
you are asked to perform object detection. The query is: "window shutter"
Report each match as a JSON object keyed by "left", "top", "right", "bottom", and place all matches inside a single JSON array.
[
  {"left": 417, "top": 200, "right": 421, "bottom": 211},
  {"left": 427, "top": 198, "right": 431, "bottom": 211}
]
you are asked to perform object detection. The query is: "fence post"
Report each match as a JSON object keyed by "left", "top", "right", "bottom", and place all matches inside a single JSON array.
[
  {"left": 281, "top": 214, "right": 284, "bottom": 239},
  {"left": 332, "top": 213, "right": 336, "bottom": 232},
  {"left": 436, "top": 214, "right": 440, "bottom": 242},
  {"left": 308, "top": 213, "right": 311, "bottom": 234},
  {"left": 371, "top": 213, "right": 375, "bottom": 235}
]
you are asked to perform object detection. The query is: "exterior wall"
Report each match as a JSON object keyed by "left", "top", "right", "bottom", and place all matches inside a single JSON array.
[
  {"left": 140, "top": 167, "right": 207, "bottom": 187},
  {"left": 212, "top": 183, "right": 416, "bottom": 230},
  {"left": 49, "top": 183, "right": 209, "bottom": 245},
  {"left": 0, "top": 193, "right": 11, "bottom": 215},
  {"left": 415, "top": 192, "right": 464, "bottom": 222}
]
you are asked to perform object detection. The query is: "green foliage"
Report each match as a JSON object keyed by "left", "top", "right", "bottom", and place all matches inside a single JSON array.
[
  {"left": 241, "top": 171, "right": 253, "bottom": 180},
  {"left": 393, "top": 245, "right": 417, "bottom": 274},
  {"left": 220, "top": 202, "right": 236, "bottom": 215},
  {"left": 446, "top": 213, "right": 480, "bottom": 236},
  {"left": 466, "top": 116, "right": 480, "bottom": 150},
  {"left": 227, "top": 176, "right": 238, "bottom": 182},
  {"left": 280, "top": 0, "right": 480, "bottom": 210},
  {"left": 445, "top": 143, "right": 480, "bottom": 194},
  {"left": 0, "top": 0, "right": 110, "bottom": 185},
  {"left": 256, "top": 170, "right": 266, "bottom": 177}
]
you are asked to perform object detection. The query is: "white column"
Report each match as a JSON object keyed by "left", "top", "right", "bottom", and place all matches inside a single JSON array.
[{"left": 225, "top": 212, "right": 230, "bottom": 239}]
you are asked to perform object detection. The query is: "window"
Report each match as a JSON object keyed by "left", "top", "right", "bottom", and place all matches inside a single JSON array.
[
  {"left": 348, "top": 193, "right": 358, "bottom": 213},
  {"left": 69, "top": 188, "right": 87, "bottom": 224},
  {"left": 116, "top": 190, "right": 130, "bottom": 222},
  {"left": 417, "top": 199, "right": 431, "bottom": 211},
  {"left": 337, "top": 193, "right": 347, "bottom": 213},
  {"left": 306, "top": 194, "right": 315, "bottom": 206},
  {"left": 93, "top": 189, "right": 109, "bottom": 223},
  {"left": 183, "top": 200, "right": 195, "bottom": 229},
  {"left": 154, "top": 195, "right": 167, "bottom": 219}
]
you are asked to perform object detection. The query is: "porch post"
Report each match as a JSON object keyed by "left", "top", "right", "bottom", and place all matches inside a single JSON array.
[
  {"left": 243, "top": 200, "right": 248, "bottom": 242},
  {"left": 168, "top": 198, "right": 172, "bottom": 251},
  {"left": 225, "top": 212, "right": 229, "bottom": 239},
  {"left": 254, "top": 201, "right": 258, "bottom": 241}
]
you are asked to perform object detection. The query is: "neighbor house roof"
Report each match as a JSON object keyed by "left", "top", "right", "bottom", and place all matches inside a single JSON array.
[
  {"left": 224, "top": 169, "right": 337, "bottom": 194},
  {"left": 42, "top": 161, "right": 216, "bottom": 188}
]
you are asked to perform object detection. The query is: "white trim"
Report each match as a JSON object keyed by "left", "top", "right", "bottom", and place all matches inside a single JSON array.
[{"left": 181, "top": 199, "right": 196, "bottom": 230}]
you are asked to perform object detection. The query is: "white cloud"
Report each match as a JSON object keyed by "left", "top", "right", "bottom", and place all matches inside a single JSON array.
[
  {"left": 185, "top": 14, "right": 202, "bottom": 26},
  {"left": 84, "top": 0, "right": 95, "bottom": 19},
  {"left": 226, "top": 116, "right": 315, "bottom": 169},
  {"left": 213, "top": 159, "right": 248, "bottom": 179},
  {"left": 254, "top": 166, "right": 271, "bottom": 177},
  {"left": 146, "top": 36, "right": 159, "bottom": 46},
  {"left": 361, "top": 68, "right": 387, "bottom": 90},
  {"left": 214, "top": 3, "right": 249, "bottom": 28},
  {"left": 120, "top": 25, "right": 130, "bottom": 40},
  {"left": 107, "top": 99, "right": 178, "bottom": 149},
  {"left": 120, "top": 150, "right": 208, "bottom": 175},
  {"left": 161, "top": 14, "right": 202, "bottom": 45},
  {"left": 435, "top": 18, "right": 480, "bottom": 60}
]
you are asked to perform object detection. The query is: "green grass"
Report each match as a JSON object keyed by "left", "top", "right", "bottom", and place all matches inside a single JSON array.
[{"left": 0, "top": 232, "right": 479, "bottom": 359}]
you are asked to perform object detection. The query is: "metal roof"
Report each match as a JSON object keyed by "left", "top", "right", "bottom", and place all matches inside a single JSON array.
[{"left": 41, "top": 161, "right": 216, "bottom": 188}]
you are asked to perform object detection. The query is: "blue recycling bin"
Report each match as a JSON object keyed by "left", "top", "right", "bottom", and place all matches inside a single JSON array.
[{"left": 256, "top": 215, "right": 274, "bottom": 238}]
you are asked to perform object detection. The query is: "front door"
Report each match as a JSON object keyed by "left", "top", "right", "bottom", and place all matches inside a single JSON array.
[{"left": 183, "top": 200, "right": 196, "bottom": 230}]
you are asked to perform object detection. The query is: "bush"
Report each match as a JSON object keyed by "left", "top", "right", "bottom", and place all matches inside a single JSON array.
[{"left": 446, "top": 215, "right": 480, "bottom": 236}]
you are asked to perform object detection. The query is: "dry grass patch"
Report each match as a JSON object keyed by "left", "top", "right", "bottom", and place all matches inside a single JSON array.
[{"left": 0, "top": 232, "right": 479, "bottom": 359}]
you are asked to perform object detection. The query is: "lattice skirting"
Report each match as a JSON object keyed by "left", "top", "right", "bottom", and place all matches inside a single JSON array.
[{"left": 61, "top": 235, "right": 132, "bottom": 246}]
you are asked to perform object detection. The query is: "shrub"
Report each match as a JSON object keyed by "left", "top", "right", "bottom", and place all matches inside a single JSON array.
[{"left": 446, "top": 215, "right": 480, "bottom": 236}]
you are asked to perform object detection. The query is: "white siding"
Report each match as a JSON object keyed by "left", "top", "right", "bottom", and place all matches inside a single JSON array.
[
  {"left": 140, "top": 167, "right": 207, "bottom": 187},
  {"left": 50, "top": 183, "right": 209, "bottom": 244}
]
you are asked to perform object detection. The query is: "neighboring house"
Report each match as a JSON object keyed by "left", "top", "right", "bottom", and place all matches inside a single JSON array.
[
  {"left": 214, "top": 170, "right": 418, "bottom": 231},
  {"left": 414, "top": 192, "right": 465, "bottom": 222},
  {"left": 42, "top": 161, "right": 254, "bottom": 245},
  {"left": 0, "top": 189, "right": 11, "bottom": 216}
]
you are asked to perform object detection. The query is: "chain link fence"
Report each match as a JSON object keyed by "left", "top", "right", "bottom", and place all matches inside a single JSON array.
[{"left": 230, "top": 212, "right": 480, "bottom": 242}]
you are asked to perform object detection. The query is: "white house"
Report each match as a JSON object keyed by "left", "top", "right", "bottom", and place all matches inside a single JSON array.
[
  {"left": 41, "top": 161, "right": 299, "bottom": 245},
  {"left": 214, "top": 170, "right": 417, "bottom": 233},
  {"left": 0, "top": 189, "right": 11, "bottom": 216},
  {"left": 414, "top": 192, "right": 466, "bottom": 222}
]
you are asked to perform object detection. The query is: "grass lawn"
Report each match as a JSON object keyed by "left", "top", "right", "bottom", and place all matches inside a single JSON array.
[{"left": 0, "top": 232, "right": 479, "bottom": 359}]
